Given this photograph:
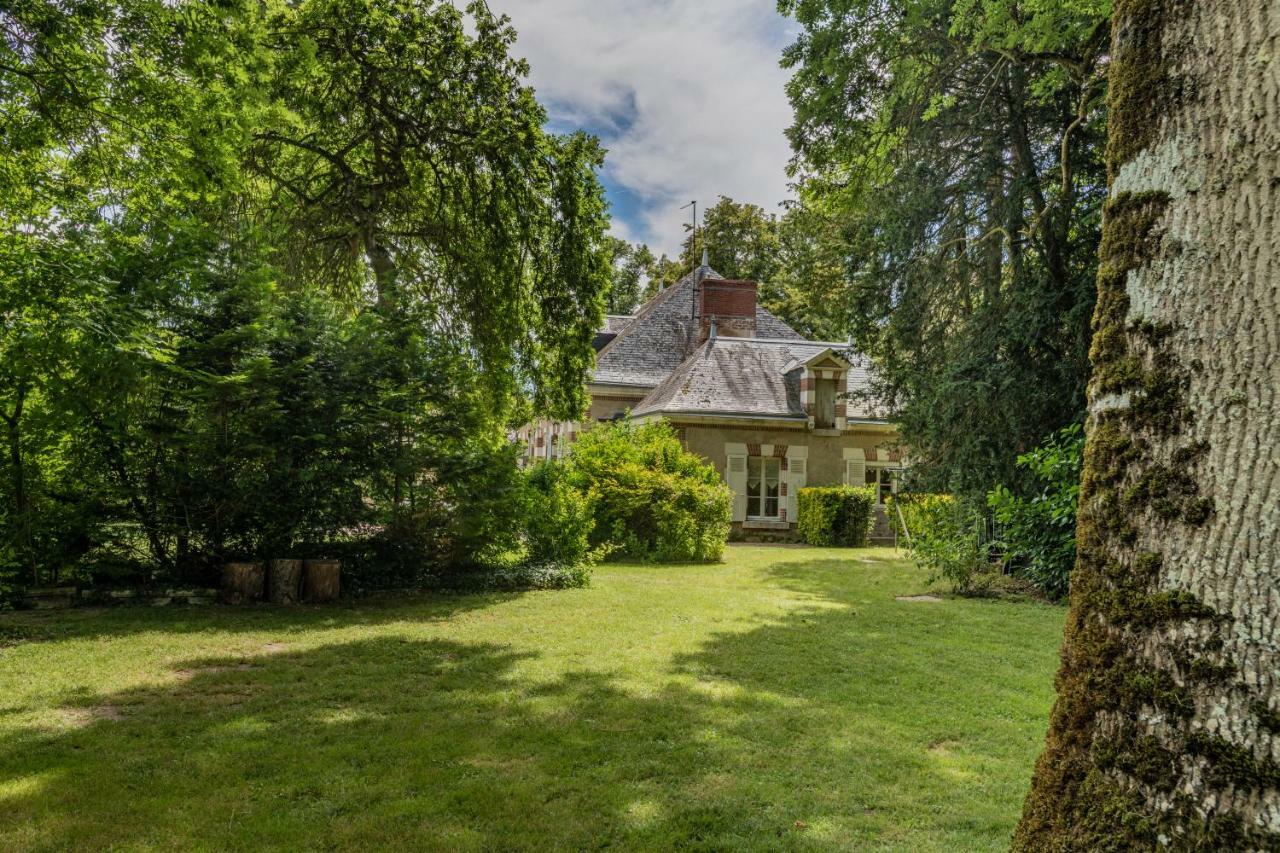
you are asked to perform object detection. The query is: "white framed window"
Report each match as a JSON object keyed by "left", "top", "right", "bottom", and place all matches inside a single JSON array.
[
  {"left": 863, "top": 465, "right": 897, "bottom": 505},
  {"left": 747, "top": 456, "right": 781, "bottom": 518}
]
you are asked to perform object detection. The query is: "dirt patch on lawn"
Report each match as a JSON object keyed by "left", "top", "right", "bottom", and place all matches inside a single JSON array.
[
  {"left": 896, "top": 594, "right": 943, "bottom": 603},
  {"left": 57, "top": 705, "right": 125, "bottom": 728},
  {"left": 174, "top": 662, "right": 258, "bottom": 681}
]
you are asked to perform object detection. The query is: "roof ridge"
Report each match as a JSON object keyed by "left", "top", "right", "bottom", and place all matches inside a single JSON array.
[{"left": 709, "top": 336, "right": 853, "bottom": 347}]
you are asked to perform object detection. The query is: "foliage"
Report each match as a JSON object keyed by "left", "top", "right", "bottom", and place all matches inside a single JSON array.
[
  {"left": 779, "top": 0, "right": 1110, "bottom": 500},
  {"left": 0, "top": 0, "right": 611, "bottom": 592},
  {"left": 795, "top": 486, "right": 877, "bottom": 547},
  {"left": 603, "top": 238, "right": 655, "bottom": 315},
  {"left": 0, "top": 514, "right": 17, "bottom": 609},
  {"left": 520, "top": 461, "right": 598, "bottom": 567},
  {"left": 890, "top": 494, "right": 992, "bottom": 595},
  {"left": 251, "top": 0, "right": 609, "bottom": 420},
  {"left": 679, "top": 196, "right": 781, "bottom": 285},
  {"left": 565, "top": 421, "right": 731, "bottom": 563},
  {"left": 988, "top": 424, "right": 1083, "bottom": 599},
  {"left": 432, "top": 560, "right": 592, "bottom": 593}
]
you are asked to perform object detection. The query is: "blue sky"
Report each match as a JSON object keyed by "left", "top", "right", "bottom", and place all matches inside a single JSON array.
[{"left": 493, "top": 0, "right": 799, "bottom": 257}]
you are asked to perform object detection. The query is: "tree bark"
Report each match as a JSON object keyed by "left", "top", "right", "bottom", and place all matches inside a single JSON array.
[
  {"left": 2, "top": 386, "right": 34, "bottom": 585},
  {"left": 302, "top": 559, "right": 341, "bottom": 603},
  {"left": 219, "top": 562, "right": 264, "bottom": 605},
  {"left": 1015, "top": 1, "right": 1280, "bottom": 849},
  {"left": 266, "top": 559, "right": 304, "bottom": 605}
]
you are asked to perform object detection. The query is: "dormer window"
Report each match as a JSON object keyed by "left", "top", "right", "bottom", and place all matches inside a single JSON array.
[
  {"left": 799, "top": 349, "right": 853, "bottom": 431},
  {"left": 815, "top": 377, "right": 837, "bottom": 428}
]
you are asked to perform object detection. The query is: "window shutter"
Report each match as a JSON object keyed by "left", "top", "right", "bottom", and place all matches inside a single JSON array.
[
  {"left": 726, "top": 453, "right": 748, "bottom": 522},
  {"left": 845, "top": 458, "right": 866, "bottom": 487},
  {"left": 787, "top": 457, "right": 807, "bottom": 520}
]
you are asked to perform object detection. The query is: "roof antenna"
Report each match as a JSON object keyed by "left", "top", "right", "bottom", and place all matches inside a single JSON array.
[{"left": 680, "top": 199, "right": 697, "bottom": 258}]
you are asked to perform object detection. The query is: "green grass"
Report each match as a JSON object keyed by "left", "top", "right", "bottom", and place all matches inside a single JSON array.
[{"left": 0, "top": 546, "right": 1064, "bottom": 851}]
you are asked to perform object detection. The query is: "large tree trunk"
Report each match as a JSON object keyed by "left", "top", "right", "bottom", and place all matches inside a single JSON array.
[
  {"left": 1014, "top": 1, "right": 1280, "bottom": 849},
  {"left": 2, "top": 387, "right": 34, "bottom": 585},
  {"left": 266, "top": 559, "right": 304, "bottom": 605},
  {"left": 220, "top": 562, "right": 264, "bottom": 605},
  {"left": 302, "top": 559, "right": 341, "bottom": 603}
]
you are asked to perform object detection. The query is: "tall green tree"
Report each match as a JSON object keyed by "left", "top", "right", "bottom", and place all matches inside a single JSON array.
[
  {"left": 604, "top": 237, "right": 653, "bottom": 314},
  {"left": 0, "top": 0, "right": 612, "bottom": 586},
  {"left": 780, "top": 0, "right": 1110, "bottom": 498},
  {"left": 679, "top": 196, "right": 781, "bottom": 285},
  {"left": 250, "top": 0, "right": 607, "bottom": 420}
]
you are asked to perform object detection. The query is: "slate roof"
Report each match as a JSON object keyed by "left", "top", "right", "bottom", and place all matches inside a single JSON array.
[
  {"left": 630, "top": 338, "right": 882, "bottom": 421},
  {"left": 603, "top": 314, "right": 635, "bottom": 333},
  {"left": 592, "top": 266, "right": 802, "bottom": 387}
]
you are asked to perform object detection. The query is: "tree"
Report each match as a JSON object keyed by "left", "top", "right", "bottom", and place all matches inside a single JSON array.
[
  {"left": 768, "top": 204, "right": 848, "bottom": 340},
  {"left": 604, "top": 237, "right": 653, "bottom": 314},
  {"left": 1015, "top": 1, "right": 1280, "bottom": 847},
  {"left": 0, "top": 0, "right": 612, "bottom": 587},
  {"left": 640, "top": 252, "right": 684, "bottom": 300},
  {"left": 251, "top": 0, "right": 607, "bottom": 421},
  {"left": 678, "top": 195, "right": 781, "bottom": 285},
  {"left": 779, "top": 0, "right": 1110, "bottom": 499}
]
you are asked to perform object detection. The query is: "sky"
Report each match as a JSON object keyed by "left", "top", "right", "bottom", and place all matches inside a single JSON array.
[{"left": 492, "top": 0, "right": 799, "bottom": 257}]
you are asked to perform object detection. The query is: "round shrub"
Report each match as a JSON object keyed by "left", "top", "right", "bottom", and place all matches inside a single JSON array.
[
  {"left": 796, "top": 486, "right": 877, "bottom": 547},
  {"left": 565, "top": 420, "right": 731, "bottom": 562}
]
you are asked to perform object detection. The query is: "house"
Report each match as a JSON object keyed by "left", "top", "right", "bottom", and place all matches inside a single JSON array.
[{"left": 516, "top": 263, "right": 904, "bottom": 541}]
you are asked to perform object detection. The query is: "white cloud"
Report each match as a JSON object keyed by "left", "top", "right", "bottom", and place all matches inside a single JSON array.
[{"left": 492, "top": 0, "right": 797, "bottom": 257}]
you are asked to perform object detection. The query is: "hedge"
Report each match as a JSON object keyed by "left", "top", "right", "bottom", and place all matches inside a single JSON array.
[{"left": 796, "top": 486, "right": 877, "bottom": 547}]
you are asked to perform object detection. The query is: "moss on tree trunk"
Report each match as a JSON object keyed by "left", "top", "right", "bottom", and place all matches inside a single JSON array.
[{"left": 1014, "top": 0, "right": 1280, "bottom": 848}]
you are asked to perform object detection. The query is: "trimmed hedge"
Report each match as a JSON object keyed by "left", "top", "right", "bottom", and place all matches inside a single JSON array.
[{"left": 796, "top": 486, "right": 877, "bottom": 547}]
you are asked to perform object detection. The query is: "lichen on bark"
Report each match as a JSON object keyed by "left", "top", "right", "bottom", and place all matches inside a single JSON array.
[{"left": 1014, "top": 0, "right": 1280, "bottom": 847}]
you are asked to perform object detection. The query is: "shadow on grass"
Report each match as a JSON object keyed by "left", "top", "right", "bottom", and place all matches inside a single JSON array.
[
  {"left": 0, "top": 589, "right": 522, "bottom": 646},
  {"left": 0, "top": 557, "right": 1060, "bottom": 850}
]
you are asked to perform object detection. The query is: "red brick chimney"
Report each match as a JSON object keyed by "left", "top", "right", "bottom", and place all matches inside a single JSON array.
[{"left": 699, "top": 279, "right": 757, "bottom": 342}]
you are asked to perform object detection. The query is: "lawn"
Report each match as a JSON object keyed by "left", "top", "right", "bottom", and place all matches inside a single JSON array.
[{"left": 0, "top": 546, "right": 1064, "bottom": 851}]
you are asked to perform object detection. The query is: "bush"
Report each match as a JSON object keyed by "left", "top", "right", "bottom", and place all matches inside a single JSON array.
[
  {"left": 890, "top": 493, "right": 992, "bottom": 595},
  {"left": 432, "top": 561, "right": 592, "bottom": 593},
  {"left": 987, "top": 424, "right": 1083, "bottom": 600},
  {"left": 521, "top": 461, "right": 597, "bottom": 565},
  {"left": 323, "top": 527, "right": 438, "bottom": 594},
  {"left": 796, "top": 486, "right": 877, "bottom": 546},
  {"left": 566, "top": 420, "right": 731, "bottom": 562}
]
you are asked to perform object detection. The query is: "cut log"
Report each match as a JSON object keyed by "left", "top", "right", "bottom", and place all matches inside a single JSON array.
[
  {"left": 266, "top": 559, "right": 304, "bottom": 605},
  {"left": 302, "top": 559, "right": 341, "bottom": 603},
  {"left": 220, "top": 562, "right": 264, "bottom": 605}
]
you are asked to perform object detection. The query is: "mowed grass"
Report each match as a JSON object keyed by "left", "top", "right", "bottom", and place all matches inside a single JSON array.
[{"left": 0, "top": 546, "right": 1064, "bottom": 852}]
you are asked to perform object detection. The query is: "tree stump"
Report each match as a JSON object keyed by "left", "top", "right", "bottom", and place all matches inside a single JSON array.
[
  {"left": 220, "top": 562, "right": 264, "bottom": 605},
  {"left": 266, "top": 559, "right": 304, "bottom": 605},
  {"left": 302, "top": 559, "right": 340, "bottom": 603}
]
